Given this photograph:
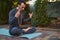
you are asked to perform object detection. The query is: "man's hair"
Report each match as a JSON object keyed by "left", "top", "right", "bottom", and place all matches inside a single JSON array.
[{"left": 17, "top": 0, "right": 26, "bottom": 5}]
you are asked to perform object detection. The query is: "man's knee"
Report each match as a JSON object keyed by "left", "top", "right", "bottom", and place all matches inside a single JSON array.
[
  {"left": 30, "top": 27, "right": 36, "bottom": 33},
  {"left": 9, "top": 27, "right": 23, "bottom": 36},
  {"left": 25, "top": 27, "right": 36, "bottom": 34}
]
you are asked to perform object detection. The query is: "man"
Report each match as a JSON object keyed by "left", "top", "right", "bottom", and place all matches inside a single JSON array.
[{"left": 9, "top": 0, "right": 36, "bottom": 36}]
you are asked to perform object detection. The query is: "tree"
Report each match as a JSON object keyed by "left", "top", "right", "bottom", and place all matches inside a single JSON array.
[
  {"left": 0, "top": 0, "right": 12, "bottom": 24},
  {"left": 31, "top": 0, "right": 50, "bottom": 26}
]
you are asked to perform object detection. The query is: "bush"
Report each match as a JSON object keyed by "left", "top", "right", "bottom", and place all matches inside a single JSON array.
[{"left": 31, "top": 0, "right": 50, "bottom": 26}]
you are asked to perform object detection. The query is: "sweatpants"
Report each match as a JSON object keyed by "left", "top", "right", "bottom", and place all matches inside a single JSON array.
[{"left": 9, "top": 27, "right": 36, "bottom": 36}]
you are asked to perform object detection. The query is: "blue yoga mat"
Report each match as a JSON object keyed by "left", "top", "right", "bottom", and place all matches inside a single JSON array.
[{"left": 0, "top": 28, "right": 42, "bottom": 39}]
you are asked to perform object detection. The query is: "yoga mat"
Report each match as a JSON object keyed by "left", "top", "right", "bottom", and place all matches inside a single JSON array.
[{"left": 0, "top": 28, "right": 42, "bottom": 39}]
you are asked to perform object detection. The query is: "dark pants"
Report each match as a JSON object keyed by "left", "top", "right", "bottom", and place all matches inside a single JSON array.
[{"left": 9, "top": 27, "right": 36, "bottom": 36}]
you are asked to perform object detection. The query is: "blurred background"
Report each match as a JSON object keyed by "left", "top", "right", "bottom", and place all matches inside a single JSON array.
[
  {"left": 0, "top": 0, "right": 60, "bottom": 27},
  {"left": 0, "top": 0, "right": 60, "bottom": 40}
]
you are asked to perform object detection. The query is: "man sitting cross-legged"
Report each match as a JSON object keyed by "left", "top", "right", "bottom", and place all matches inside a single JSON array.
[{"left": 9, "top": 0, "right": 36, "bottom": 36}]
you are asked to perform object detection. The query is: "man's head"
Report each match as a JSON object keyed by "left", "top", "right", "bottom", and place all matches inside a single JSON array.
[{"left": 17, "top": 0, "right": 26, "bottom": 10}]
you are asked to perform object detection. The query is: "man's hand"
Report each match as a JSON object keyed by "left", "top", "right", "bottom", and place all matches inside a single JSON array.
[
  {"left": 29, "top": 12, "right": 33, "bottom": 19},
  {"left": 15, "top": 9, "right": 21, "bottom": 18}
]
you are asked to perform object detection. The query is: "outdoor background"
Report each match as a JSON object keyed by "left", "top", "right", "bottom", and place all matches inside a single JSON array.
[
  {"left": 0, "top": 0, "right": 60, "bottom": 40},
  {"left": 0, "top": 0, "right": 60, "bottom": 27}
]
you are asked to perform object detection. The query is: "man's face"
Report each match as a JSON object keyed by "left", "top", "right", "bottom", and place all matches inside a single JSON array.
[{"left": 19, "top": 3, "right": 26, "bottom": 11}]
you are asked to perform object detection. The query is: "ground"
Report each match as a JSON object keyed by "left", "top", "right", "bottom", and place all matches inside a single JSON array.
[{"left": 0, "top": 24, "right": 60, "bottom": 40}]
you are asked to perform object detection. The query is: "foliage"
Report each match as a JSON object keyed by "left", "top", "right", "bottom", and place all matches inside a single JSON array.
[
  {"left": 31, "top": 0, "right": 50, "bottom": 26},
  {"left": 0, "top": 1, "right": 12, "bottom": 24}
]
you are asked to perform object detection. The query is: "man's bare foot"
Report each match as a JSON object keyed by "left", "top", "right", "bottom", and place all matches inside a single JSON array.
[{"left": 22, "top": 27, "right": 32, "bottom": 32}]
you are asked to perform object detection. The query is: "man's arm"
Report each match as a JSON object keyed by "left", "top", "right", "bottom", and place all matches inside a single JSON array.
[
  {"left": 9, "top": 9, "right": 21, "bottom": 25},
  {"left": 23, "top": 12, "right": 33, "bottom": 22}
]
